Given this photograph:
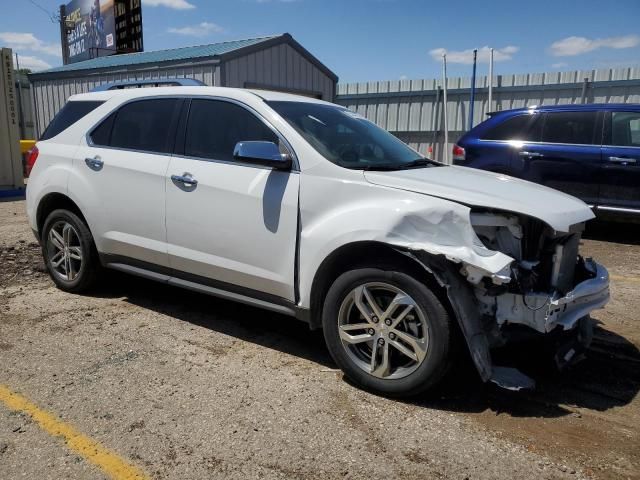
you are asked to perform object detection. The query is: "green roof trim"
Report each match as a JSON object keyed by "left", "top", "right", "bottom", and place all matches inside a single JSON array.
[{"left": 32, "top": 35, "right": 280, "bottom": 75}]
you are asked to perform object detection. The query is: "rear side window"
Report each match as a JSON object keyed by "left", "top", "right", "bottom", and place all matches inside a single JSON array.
[
  {"left": 606, "top": 111, "right": 640, "bottom": 147},
  {"left": 40, "top": 101, "right": 104, "bottom": 140},
  {"left": 541, "top": 111, "right": 598, "bottom": 145},
  {"left": 90, "top": 99, "right": 181, "bottom": 154},
  {"left": 481, "top": 114, "right": 542, "bottom": 141},
  {"left": 184, "top": 99, "right": 279, "bottom": 161}
]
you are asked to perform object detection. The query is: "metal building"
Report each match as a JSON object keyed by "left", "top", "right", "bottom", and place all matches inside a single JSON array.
[{"left": 28, "top": 33, "right": 338, "bottom": 136}]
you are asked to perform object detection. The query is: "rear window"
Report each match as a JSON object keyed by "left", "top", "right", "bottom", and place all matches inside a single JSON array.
[
  {"left": 481, "top": 114, "right": 542, "bottom": 141},
  {"left": 40, "top": 101, "right": 104, "bottom": 140},
  {"left": 541, "top": 111, "right": 598, "bottom": 145},
  {"left": 90, "top": 99, "right": 181, "bottom": 154}
]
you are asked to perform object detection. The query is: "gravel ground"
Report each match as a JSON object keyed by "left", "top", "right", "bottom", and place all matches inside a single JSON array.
[{"left": 0, "top": 199, "right": 638, "bottom": 480}]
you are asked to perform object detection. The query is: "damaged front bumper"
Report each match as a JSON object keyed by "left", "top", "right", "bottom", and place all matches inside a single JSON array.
[
  {"left": 414, "top": 253, "right": 610, "bottom": 392},
  {"left": 495, "top": 259, "right": 610, "bottom": 334}
]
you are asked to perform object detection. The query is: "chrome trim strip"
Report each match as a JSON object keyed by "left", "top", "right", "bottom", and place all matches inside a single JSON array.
[
  {"left": 597, "top": 205, "right": 640, "bottom": 214},
  {"left": 106, "top": 263, "right": 171, "bottom": 283},
  {"left": 84, "top": 94, "right": 300, "bottom": 171},
  {"left": 477, "top": 139, "right": 599, "bottom": 148},
  {"left": 168, "top": 277, "right": 297, "bottom": 317},
  {"left": 105, "top": 262, "right": 298, "bottom": 317}
]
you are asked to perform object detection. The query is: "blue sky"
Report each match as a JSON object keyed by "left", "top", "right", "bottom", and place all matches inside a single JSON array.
[{"left": 1, "top": 0, "right": 639, "bottom": 82}]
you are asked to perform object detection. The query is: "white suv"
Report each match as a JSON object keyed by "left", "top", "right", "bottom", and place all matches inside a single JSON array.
[{"left": 26, "top": 86, "right": 610, "bottom": 396}]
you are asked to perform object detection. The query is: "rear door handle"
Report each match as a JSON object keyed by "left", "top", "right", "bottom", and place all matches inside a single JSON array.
[
  {"left": 171, "top": 173, "right": 198, "bottom": 188},
  {"left": 84, "top": 156, "right": 104, "bottom": 171},
  {"left": 608, "top": 156, "right": 637, "bottom": 164},
  {"left": 518, "top": 151, "right": 543, "bottom": 158}
]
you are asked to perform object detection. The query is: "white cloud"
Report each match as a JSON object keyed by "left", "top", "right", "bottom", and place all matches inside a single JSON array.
[
  {"left": 399, "top": 75, "right": 408, "bottom": 80},
  {"left": 14, "top": 55, "right": 52, "bottom": 71},
  {"left": 551, "top": 62, "right": 568, "bottom": 69},
  {"left": 550, "top": 34, "right": 640, "bottom": 56},
  {"left": 142, "top": 0, "right": 195, "bottom": 10},
  {"left": 0, "top": 32, "right": 60, "bottom": 57},
  {"left": 429, "top": 45, "right": 518, "bottom": 64},
  {"left": 167, "top": 22, "right": 225, "bottom": 37}
]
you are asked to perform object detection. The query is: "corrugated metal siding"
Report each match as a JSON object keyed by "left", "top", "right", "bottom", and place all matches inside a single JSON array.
[
  {"left": 30, "top": 63, "right": 220, "bottom": 135},
  {"left": 224, "top": 43, "right": 335, "bottom": 101},
  {"left": 336, "top": 67, "right": 640, "bottom": 162}
]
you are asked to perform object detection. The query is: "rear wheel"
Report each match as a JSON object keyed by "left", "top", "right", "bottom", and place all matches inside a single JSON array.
[
  {"left": 322, "top": 268, "right": 453, "bottom": 397},
  {"left": 42, "top": 209, "right": 100, "bottom": 292}
]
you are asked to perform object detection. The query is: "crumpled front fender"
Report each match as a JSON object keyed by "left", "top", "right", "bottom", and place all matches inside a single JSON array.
[{"left": 298, "top": 179, "right": 513, "bottom": 309}]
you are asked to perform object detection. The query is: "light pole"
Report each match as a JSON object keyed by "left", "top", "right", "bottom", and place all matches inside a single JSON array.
[{"left": 442, "top": 53, "right": 449, "bottom": 164}]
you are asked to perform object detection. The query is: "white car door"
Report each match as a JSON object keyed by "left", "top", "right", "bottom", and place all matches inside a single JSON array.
[
  {"left": 165, "top": 98, "right": 299, "bottom": 300},
  {"left": 71, "top": 98, "right": 183, "bottom": 267}
]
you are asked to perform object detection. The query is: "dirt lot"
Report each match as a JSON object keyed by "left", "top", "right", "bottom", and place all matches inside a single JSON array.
[{"left": 1, "top": 199, "right": 638, "bottom": 480}]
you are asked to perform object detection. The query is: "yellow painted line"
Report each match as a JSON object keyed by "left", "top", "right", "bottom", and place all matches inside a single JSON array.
[
  {"left": 0, "top": 384, "right": 148, "bottom": 480},
  {"left": 610, "top": 274, "right": 640, "bottom": 285}
]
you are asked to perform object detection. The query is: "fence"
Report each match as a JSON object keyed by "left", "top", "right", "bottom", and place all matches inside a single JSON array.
[{"left": 335, "top": 67, "right": 640, "bottom": 162}]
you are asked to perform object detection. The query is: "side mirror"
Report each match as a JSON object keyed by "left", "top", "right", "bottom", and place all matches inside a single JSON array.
[{"left": 233, "top": 141, "right": 292, "bottom": 170}]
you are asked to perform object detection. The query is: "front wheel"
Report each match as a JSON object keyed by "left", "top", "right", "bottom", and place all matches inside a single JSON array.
[{"left": 322, "top": 268, "right": 453, "bottom": 397}]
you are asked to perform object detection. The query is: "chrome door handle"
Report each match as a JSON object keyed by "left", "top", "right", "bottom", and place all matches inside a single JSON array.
[
  {"left": 518, "top": 151, "right": 543, "bottom": 158},
  {"left": 608, "top": 156, "right": 637, "bottom": 164},
  {"left": 171, "top": 173, "right": 198, "bottom": 187},
  {"left": 85, "top": 156, "right": 104, "bottom": 171}
]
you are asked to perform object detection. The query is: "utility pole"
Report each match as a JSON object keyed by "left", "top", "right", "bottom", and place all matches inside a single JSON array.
[
  {"left": 442, "top": 53, "right": 449, "bottom": 164},
  {"left": 469, "top": 48, "right": 477, "bottom": 130},
  {"left": 488, "top": 48, "right": 494, "bottom": 113},
  {"left": 59, "top": 4, "right": 68, "bottom": 65}
]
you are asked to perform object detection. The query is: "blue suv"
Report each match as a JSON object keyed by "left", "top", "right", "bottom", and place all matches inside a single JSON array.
[{"left": 453, "top": 104, "right": 640, "bottom": 219}]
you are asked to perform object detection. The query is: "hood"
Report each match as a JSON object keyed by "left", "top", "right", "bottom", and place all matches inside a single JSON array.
[{"left": 364, "top": 166, "right": 594, "bottom": 232}]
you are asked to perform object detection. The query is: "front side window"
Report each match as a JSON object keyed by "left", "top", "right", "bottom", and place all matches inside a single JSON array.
[
  {"left": 41, "top": 101, "right": 104, "bottom": 140},
  {"left": 541, "top": 111, "right": 598, "bottom": 145},
  {"left": 268, "top": 101, "right": 436, "bottom": 170},
  {"left": 482, "top": 114, "right": 542, "bottom": 141},
  {"left": 184, "top": 99, "right": 279, "bottom": 161},
  {"left": 607, "top": 111, "right": 640, "bottom": 147},
  {"left": 91, "top": 98, "right": 180, "bottom": 153}
]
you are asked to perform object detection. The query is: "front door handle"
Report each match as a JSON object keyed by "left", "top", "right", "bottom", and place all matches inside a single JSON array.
[
  {"left": 85, "top": 156, "right": 104, "bottom": 171},
  {"left": 171, "top": 173, "right": 198, "bottom": 188},
  {"left": 518, "top": 151, "right": 544, "bottom": 158},
  {"left": 608, "top": 156, "right": 637, "bottom": 164}
]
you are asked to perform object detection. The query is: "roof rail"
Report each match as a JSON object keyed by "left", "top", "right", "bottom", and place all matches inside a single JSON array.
[{"left": 91, "top": 78, "right": 206, "bottom": 92}]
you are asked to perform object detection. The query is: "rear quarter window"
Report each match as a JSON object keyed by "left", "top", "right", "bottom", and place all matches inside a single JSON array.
[
  {"left": 40, "top": 101, "right": 104, "bottom": 140},
  {"left": 481, "top": 114, "right": 542, "bottom": 141}
]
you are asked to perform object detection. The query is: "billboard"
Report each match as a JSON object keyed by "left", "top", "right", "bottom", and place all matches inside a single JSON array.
[{"left": 65, "top": 0, "right": 116, "bottom": 64}]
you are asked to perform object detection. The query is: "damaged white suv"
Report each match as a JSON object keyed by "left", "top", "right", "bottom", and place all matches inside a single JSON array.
[{"left": 26, "top": 86, "right": 610, "bottom": 396}]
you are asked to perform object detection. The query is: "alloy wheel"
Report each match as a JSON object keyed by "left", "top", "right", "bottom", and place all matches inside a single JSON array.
[
  {"left": 46, "top": 221, "right": 83, "bottom": 282},
  {"left": 337, "top": 282, "right": 429, "bottom": 379}
]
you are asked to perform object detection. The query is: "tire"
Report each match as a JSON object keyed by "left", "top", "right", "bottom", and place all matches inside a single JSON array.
[
  {"left": 322, "top": 268, "right": 453, "bottom": 397},
  {"left": 41, "top": 209, "right": 100, "bottom": 293}
]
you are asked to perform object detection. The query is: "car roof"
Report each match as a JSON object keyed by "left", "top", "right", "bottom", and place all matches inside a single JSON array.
[
  {"left": 492, "top": 103, "right": 640, "bottom": 115},
  {"left": 65, "top": 86, "right": 335, "bottom": 106}
]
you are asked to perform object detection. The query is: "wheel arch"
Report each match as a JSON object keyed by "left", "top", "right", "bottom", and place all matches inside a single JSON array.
[
  {"left": 36, "top": 192, "right": 89, "bottom": 239},
  {"left": 308, "top": 241, "right": 454, "bottom": 330}
]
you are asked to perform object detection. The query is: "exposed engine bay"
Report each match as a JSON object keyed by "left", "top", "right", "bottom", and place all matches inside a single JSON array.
[{"left": 468, "top": 211, "right": 609, "bottom": 337}]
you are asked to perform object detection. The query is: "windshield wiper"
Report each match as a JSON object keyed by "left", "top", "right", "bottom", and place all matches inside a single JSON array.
[
  {"left": 360, "top": 164, "right": 406, "bottom": 171},
  {"left": 397, "top": 158, "right": 442, "bottom": 169}
]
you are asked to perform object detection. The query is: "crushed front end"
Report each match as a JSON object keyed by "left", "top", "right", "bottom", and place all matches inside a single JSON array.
[{"left": 461, "top": 211, "right": 610, "bottom": 389}]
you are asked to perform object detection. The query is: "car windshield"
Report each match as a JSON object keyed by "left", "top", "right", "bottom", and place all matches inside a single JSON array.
[{"left": 268, "top": 101, "right": 441, "bottom": 170}]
